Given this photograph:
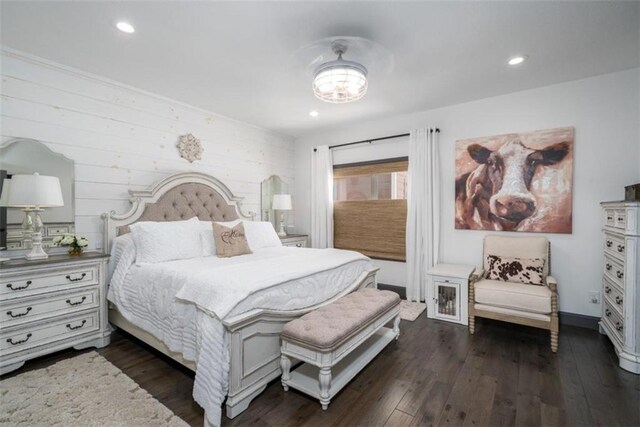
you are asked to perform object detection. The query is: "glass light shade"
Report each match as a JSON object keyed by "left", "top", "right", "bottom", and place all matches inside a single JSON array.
[
  {"left": 272, "top": 194, "right": 292, "bottom": 210},
  {"left": 313, "top": 59, "right": 368, "bottom": 103},
  {"left": 7, "top": 173, "right": 64, "bottom": 208}
]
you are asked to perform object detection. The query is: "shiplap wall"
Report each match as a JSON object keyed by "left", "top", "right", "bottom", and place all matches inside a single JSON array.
[{"left": 0, "top": 48, "right": 295, "bottom": 252}]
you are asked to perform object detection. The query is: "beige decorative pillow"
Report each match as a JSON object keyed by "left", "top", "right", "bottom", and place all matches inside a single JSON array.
[
  {"left": 486, "top": 255, "right": 545, "bottom": 286},
  {"left": 212, "top": 222, "right": 252, "bottom": 258}
]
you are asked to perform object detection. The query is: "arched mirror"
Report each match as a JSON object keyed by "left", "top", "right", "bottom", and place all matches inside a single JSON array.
[
  {"left": 0, "top": 139, "right": 75, "bottom": 253},
  {"left": 261, "top": 175, "right": 290, "bottom": 231}
]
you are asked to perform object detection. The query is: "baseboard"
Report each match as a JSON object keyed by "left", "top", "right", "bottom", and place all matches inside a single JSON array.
[
  {"left": 377, "top": 283, "right": 406, "bottom": 299},
  {"left": 379, "top": 283, "right": 599, "bottom": 331},
  {"left": 559, "top": 311, "right": 600, "bottom": 330}
]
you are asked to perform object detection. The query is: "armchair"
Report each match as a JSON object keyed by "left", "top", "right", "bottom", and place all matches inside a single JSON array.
[{"left": 469, "top": 235, "right": 559, "bottom": 352}]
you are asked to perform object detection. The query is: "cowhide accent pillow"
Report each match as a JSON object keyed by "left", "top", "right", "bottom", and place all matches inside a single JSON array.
[
  {"left": 486, "top": 255, "right": 545, "bottom": 286},
  {"left": 212, "top": 222, "right": 252, "bottom": 258}
]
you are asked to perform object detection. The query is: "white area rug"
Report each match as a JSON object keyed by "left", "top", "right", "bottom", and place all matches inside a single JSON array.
[
  {"left": 0, "top": 352, "right": 188, "bottom": 427},
  {"left": 400, "top": 300, "right": 427, "bottom": 321}
]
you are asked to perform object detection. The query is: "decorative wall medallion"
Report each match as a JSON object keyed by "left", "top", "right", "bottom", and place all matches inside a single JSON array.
[{"left": 177, "top": 133, "right": 203, "bottom": 163}]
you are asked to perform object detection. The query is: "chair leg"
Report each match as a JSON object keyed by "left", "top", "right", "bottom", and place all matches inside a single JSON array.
[
  {"left": 550, "top": 330, "right": 558, "bottom": 353},
  {"left": 469, "top": 316, "right": 475, "bottom": 334}
]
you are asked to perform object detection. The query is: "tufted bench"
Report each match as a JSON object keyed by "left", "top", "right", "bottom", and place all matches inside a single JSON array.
[{"left": 280, "top": 288, "right": 400, "bottom": 410}]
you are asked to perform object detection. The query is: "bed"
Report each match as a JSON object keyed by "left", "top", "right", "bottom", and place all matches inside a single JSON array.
[{"left": 101, "top": 172, "right": 379, "bottom": 426}]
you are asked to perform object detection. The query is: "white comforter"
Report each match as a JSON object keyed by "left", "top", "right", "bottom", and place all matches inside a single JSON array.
[{"left": 108, "top": 239, "right": 373, "bottom": 427}]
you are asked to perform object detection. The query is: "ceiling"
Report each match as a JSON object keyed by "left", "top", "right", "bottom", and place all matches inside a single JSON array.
[{"left": 1, "top": 1, "right": 638, "bottom": 138}]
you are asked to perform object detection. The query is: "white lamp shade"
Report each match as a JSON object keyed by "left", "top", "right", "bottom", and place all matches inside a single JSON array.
[
  {"left": 7, "top": 173, "right": 64, "bottom": 208},
  {"left": 272, "top": 194, "right": 292, "bottom": 210},
  {"left": 0, "top": 178, "right": 10, "bottom": 207}
]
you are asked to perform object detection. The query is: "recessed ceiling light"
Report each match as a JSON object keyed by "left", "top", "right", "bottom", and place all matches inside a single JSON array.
[
  {"left": 508, "top": 55, "right": 527, "bottom": 66},
  {"left": 309, "top": 110, "right": 319, "bottom": 118},
  {"left": 116, "top": 22, "right": 135, "bottom": 34}
]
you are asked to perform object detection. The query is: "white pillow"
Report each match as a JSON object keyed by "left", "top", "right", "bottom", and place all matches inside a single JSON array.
[
  {"left": 130, "top": 217, "right": 203, "bottom": 264},
  {"left": 200, "top": 219, "right": 240, "bottom": 256},
  {"left": 242, "top": 221, "right": 282, "bottom": 251}
]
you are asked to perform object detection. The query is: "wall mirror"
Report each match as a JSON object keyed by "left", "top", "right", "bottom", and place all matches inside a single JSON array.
[
  {"left": 261, "top": 175, "right": 290, "bottom": 230},
  {"left": 0, "top": 138, "right": 75, "bottom": 252}
]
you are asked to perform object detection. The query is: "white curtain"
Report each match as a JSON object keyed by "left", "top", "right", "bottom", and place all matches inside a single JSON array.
[
  {"left": 406, "top": 128, "right": 440, "bottom": 302},
  {"left": 311, "top": 145, "right": 334, "bottom": 248}
]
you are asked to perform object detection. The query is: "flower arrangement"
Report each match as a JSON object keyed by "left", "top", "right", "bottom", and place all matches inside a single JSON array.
[{"left": 52, "top": 234, "right": 89, "bottom": 256}]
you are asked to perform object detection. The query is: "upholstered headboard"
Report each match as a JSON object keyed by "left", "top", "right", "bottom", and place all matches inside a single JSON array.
[{"left": 103, "top": 172, "right": 253, "bottom": 251}]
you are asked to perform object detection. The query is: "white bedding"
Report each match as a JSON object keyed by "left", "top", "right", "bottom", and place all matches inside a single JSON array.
[{"left": 107, "top": 236, "right": 374, "bottom": 427}]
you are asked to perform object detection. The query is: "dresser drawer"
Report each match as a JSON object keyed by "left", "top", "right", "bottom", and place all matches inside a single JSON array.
[
  {"left": 1, "top": 287, "right": 99, "bottom": 328},
  {"left": 603, "top": 300, "right": 624, "bottom": 343},
  {"left": 282, "top": 240, "right": 307, "bottom": 248},
  {"left": 604, "top": 232, "right": 626, "bottom": 260},
  {"left": 603, "top": 278, "right": 624, "bottom": 317},
  {"left": 604, "top": 208, "right": 616, "bottom": 227},
  {"left": 603, "top": 254, "right": 625, "bottom": 288},
  {"left": 0, "top": 266, "right": 97, "bottom": 300},
  {"left": 614, "top": 210, "right": 627, "bottom": 229},
  {"left": 1, "top": 310, "right": 99, "bottom": 356}
]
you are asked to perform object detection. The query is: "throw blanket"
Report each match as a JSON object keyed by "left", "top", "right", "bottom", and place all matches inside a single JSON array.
[{"left": 175, "top": 247, "right": 367, "bottom": 319}]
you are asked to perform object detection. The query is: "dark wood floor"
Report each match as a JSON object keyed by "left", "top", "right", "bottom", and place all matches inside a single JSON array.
[{"left": 6, "top": 315, "right": 639, "bottom": 427}]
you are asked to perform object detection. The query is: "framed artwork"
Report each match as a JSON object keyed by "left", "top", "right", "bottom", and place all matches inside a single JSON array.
[{"left": 455, "top": 127, "right": 574, "bottom": 233}]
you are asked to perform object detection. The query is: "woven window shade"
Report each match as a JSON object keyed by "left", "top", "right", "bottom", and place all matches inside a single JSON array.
[
  {"left": 333, "top": 159, "right": 408, "bottom": 260},
  {"left": 333, "top": 159, "right": 408, "bottom": 178}
]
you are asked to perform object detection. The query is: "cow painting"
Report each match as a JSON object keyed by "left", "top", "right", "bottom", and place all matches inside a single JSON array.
[{"left": 455, "top": 127, "right": 574, "bottom": 233}]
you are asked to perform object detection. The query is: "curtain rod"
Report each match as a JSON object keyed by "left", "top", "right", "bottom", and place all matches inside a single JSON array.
[{"left": 313, "top": 128, "right": 440, "bottom": 152}]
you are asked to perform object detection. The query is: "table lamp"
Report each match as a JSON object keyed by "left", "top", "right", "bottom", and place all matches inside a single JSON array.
[
  {"left": 7, "top": 173, "right": 64, "bottom": 260},
  {"left": 272, "top": 194, "right": 292, "bottom": 237}
]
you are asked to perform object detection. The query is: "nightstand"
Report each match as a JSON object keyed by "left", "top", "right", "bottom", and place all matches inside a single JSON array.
[
  {"left": 0, "top": 252, "right": 111, "bottom": 375},
  {"left": 426, "top": 263, "right": 475, "bottom": 326},
  {"left": 279, "top": 234, "right": 308, "bottom": 248}
]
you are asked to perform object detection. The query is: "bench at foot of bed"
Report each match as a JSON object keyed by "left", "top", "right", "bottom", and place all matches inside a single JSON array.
[{"left": 279, "top": 288, "right": 401, "bottom": 410}]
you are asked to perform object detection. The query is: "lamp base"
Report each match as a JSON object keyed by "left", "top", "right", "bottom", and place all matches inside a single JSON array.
[
  {"left": 25, "top": 231, "right": 48, "bottom": 260},
  {"left": 277, "top": 213, "right": 287, "bottom": 237}
]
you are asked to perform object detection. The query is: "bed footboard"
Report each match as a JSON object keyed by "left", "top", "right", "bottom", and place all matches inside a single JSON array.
[{"left": 222, "top": 267, "right": 378, "bottom": 419}]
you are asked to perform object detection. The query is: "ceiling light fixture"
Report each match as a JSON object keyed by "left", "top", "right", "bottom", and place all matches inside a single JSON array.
[
  {"left": 312, "top": 40, "right": 368, "bottom": 103},
  {"left": 508, "top": 55, "right": 527, "bottom": 66},
  {"left": 309, "top": 110, "right": 319, "bottom": 117},
  {"left": 116, "top": 22, "right": 135, "bottom": 34}
]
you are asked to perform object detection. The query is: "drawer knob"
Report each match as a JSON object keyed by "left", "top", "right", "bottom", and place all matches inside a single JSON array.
[
  {"left": 605, "top": 264, "right": 612, "bottom": 271},
  {"left": 6, "top": 281, "right": 32, "bottom": 291},
  {"left": 605, "top": 309, "right": 611, "bottom": 317},
  {"left": 6, "top": 333, "right": 32, "bottom": 346},
  {"left": 605, "top": 286, "right": 611, "bottom": 294},
  {"left": 615, "top": 296, "right": 623, "bottom": 305},
  {"left": 617, "top": 245, "right": 624, "bottom": 253},
  {"left": 66, "top": 296, "right": 87, "bottom": 306},
  {"left": 615, "top": 322, "right": 623, "bottom": 332},
  {"left": 6, "top": 307, "right": 32, "bottom": 318},
  {"left": 296, "top": 243, "right": 303, "bottom": 247},
  {"left": 606, "top": 240, "right": 612, "bottom": 247},
  {"left": 616, "top": 271, "right": 624, "bottom": 279},
  {"left": 66, "top": 320, "right": 87, "bottom": 330},
  {"left": 65, "top": 273, "right": 87, "bottom": 282}
]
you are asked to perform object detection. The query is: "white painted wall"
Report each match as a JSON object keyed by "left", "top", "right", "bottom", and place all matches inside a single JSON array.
[
  {"left": 0, "top": 48, "right": 295, "bottom": 252},
  {"left": 294, "top": 68, "right": 640, "bottom": 316}
]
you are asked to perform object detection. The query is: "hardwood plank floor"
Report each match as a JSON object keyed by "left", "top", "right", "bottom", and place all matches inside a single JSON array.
[{"left": 4, "top": 315, "right": 639, "bottom": 426}]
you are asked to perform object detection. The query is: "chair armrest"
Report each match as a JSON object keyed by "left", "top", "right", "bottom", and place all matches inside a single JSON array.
[
  {"left": 545, "top": 275, "right": 558, "bottom": 293},
  {"left": 469, "top": 268, "right": 486, "bottom": 285}
]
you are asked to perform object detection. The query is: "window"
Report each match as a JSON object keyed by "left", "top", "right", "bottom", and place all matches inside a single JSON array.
[{"left": 333, "top": 158, "right": 408, "bottom": 261}]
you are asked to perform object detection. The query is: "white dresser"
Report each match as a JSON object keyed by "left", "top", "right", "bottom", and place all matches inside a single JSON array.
[
  {"left": 279, "top": 234, "right": 308, "bottom": 248},
  {"left": 0, "top": 252, "right": 111, "bottom": 375},
  {"left": 600, "top": 201, "right": 640, "bottom": 374}
]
